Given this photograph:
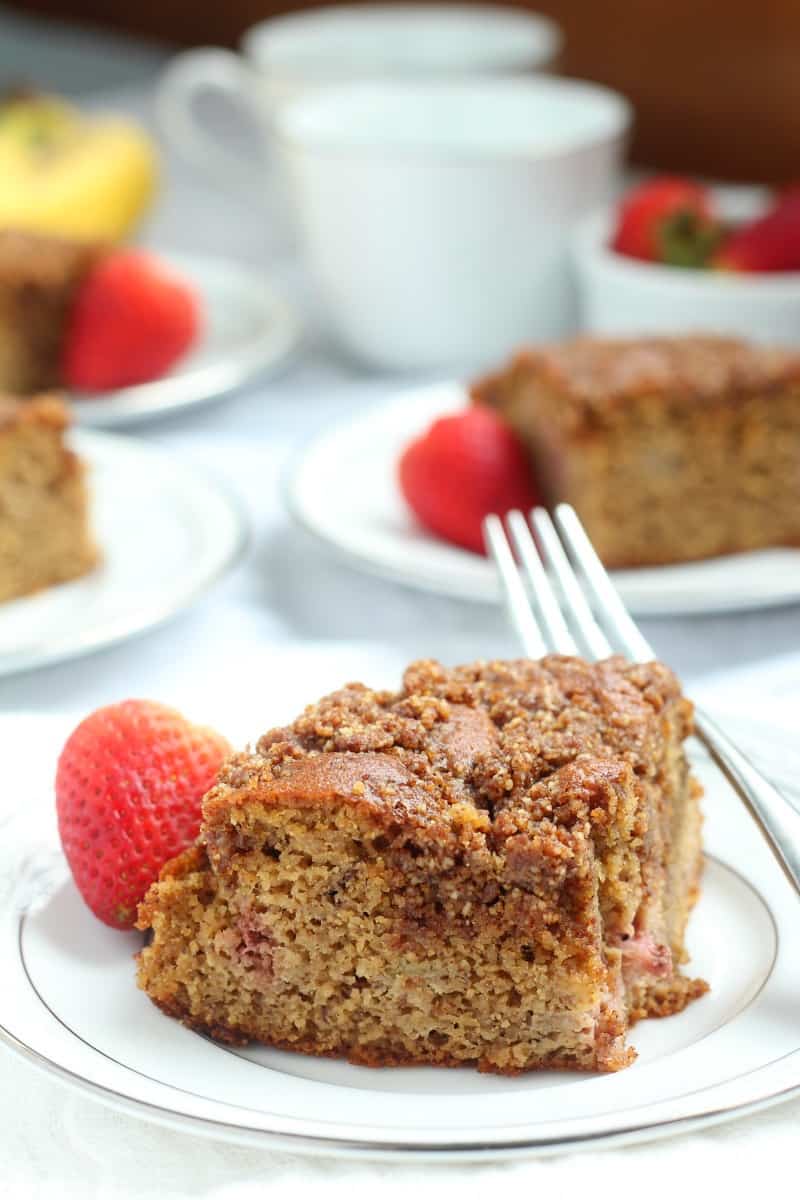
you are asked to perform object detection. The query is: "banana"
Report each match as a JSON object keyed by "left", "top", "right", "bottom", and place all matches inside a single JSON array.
[{"left": 0, "top": 92, "right": 158, "bottom": 243}]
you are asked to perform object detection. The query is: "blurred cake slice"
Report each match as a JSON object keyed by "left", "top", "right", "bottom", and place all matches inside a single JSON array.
[
  {"left": 0, "top": 231, "right": 98, "bottom": 394},
  {"left": 0, "top": 393, "right": 97, "bottom": 602},
  {"left": 472, "top": 335, "right": 800, "bottom": 567}
]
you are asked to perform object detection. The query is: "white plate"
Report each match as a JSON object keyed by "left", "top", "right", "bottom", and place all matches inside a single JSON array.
[
  {"left": 1, "top": 736, "right": 798, "bottom": 1160},
  {"left": 286, "top": 382, "right": 800, "bottom": 616},
  {"left": 0, "top": 431, "right": 247, "bottom": 675},
  {"left": 70, "top": 253, "right": 301, "bottom": 428}
]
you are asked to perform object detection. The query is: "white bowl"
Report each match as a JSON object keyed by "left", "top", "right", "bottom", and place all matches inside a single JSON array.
[
  {"left": 573, "top": 201, "right": 800, "bottom": 344},
  {"left": 275, "top": 77, "right": 631, "bottom": 371}
]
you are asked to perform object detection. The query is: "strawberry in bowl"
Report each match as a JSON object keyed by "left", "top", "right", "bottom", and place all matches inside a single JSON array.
[
  {"left": 714, "top": 187, "right": 800, "bottom": 273},
  {"left": 610, "top": 176, "right": 722, "bottom": 268},
  {"left": 574, "top": 177, "right": 800, "bottom": 343},
  {"left": 610, "top": 176, "right": 800, "bottom": 274}
]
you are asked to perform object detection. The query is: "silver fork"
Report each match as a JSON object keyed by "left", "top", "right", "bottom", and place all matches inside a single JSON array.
[{"left": 484, "top": 503, "right": 800, "bottom": 898}]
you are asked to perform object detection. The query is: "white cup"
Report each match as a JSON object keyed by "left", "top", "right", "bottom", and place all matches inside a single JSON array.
[
  {"left": 274, "top": 77, "right": 631, "bottom": 371},
  {"left": 157, "top": 4, "right": 561, "bottom": 195}
]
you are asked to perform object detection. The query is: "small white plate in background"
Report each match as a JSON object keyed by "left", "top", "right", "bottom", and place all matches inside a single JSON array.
[
  {"left": 70, "top": 253, "right": 301, "bottom": 428},
  {"left": 0, "top": 431, "right": 247, "bottom": 675}
]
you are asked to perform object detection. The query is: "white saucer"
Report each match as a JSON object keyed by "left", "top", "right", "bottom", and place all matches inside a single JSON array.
[
  {"left": 70, "top": 253, "right": 301, "bottom": 428},
  {"left": 0, "top": 712, "right": 798, "bottom": 1160},
  {"left": 285, "top": 382, "right": 800, "bottom": 617},
  {"left": 0, "top": 430, "right": 247, "bottom": 675}
]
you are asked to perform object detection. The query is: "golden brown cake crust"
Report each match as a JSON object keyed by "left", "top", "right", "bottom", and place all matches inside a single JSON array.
[
  {"left": 473, "top": 335, "right": 800, "bottom": 423},
  {"left": 203, "top": 655, "right": 687, "bottom": 851}
]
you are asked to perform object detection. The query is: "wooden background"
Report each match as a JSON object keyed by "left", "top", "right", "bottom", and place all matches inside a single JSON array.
[{"left": 16, "top": 0, "right": 800, "bottom": 182}]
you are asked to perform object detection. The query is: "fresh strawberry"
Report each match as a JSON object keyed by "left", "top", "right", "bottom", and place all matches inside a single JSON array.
[
  {"left": 56, "top": 700, "right": 230, "bottom": 929},
  {"left": 398, "top": 406, "right": 540, "bottom": 555},
  {"left": 62, "top": 250, "right": 200, "bottom": 391},
  {"left": 611, "top": 176, "right": 722, "bottom": 267},
  {"left": 714, "top": 187, "right": 800, "bottom": 272}
]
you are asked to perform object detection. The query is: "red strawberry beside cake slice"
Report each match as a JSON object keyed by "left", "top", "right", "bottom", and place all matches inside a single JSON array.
[{"left": 56, "top": 700, "right": 230, "bottom": 929}]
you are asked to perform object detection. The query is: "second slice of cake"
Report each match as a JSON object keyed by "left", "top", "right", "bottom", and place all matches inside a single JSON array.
[
  {"left": 0, "top": 231, "right": 98, "bottom": 394},
  {"left": 0, "top": 393, "right": 97, "bottom": 602},
  {"left": 137, "top": 656, "right": 707, "bottom": 1073},
  {"left": 472, "top": 335, "right": 800, "bottom": 567}
]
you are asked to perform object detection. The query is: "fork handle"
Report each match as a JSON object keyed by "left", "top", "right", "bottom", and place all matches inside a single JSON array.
[{"left": 695, "top": 705, "right": 800, "bottom": 897}]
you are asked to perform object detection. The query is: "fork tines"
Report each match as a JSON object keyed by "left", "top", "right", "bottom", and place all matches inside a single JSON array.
[
  {"left": 484, "top": 508, "right": 800, "bottom": 898},
  {"left": 483, "top": 505, "right": 653, "bottom": 664}
]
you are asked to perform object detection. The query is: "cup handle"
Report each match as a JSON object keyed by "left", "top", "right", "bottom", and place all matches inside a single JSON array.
[{"left": 155, "top": 48, "right": 268, "bottom": 189}]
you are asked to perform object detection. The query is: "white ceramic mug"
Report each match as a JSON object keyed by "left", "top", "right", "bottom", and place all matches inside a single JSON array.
[
  {"left": 156, "top": 5, "right": 561, "bottom": 191},
  {"left": 274, "top": 76, "right": 631, "bottom": 371}
]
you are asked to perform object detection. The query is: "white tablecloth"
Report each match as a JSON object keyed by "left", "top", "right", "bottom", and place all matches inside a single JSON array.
[{"left": 1, "top": 20, "right": 800, "bottom": 1197}]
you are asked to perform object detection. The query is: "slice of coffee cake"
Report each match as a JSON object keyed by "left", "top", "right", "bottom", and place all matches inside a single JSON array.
[
  {"left": 472, "top": 335, "right": 800, "bottom": 567},
  {"left": 137, "top": 657, "right": 707, "bottom": 1073},
  {"left": 0, "top": 393, "right": 97, "bottom": 602},
  {"left": 0, "top": 231, "right": 98, "bottom": 394}
]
